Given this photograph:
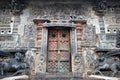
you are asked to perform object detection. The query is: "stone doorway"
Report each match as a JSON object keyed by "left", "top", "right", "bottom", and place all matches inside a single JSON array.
[{"left": 47, "top": 29, "right": 71, "bottom": 73}]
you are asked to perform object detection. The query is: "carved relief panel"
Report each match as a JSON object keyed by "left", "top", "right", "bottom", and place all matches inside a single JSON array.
[
  {"left": 29, "top": 3, "right": 89, "bottom": 20},
  {"left": 82, "top": 25, "right": 96, "bottom": 46},
  {"left": 35, "top": 53, "right": 46, "bottom": 73},
  {"left": 85, "top": 50, "right": 95, "bottom": 71},
  {"left": 24, "top": 24, "right": 35, "bottom": 38},
  {"left": 73, "top": 54, "right": 84, "bottom": 76}
]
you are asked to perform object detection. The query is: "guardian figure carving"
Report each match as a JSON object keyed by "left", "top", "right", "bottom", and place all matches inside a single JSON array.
[
  {"left": 0, "top": 52, "right": 27, "bottom": 76},
  {"left": 92, "top": 50, "right": 120, "bottom": 77}
]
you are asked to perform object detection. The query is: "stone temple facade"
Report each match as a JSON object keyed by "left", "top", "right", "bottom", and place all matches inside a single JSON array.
[{"left": 0, "top": 0, "right": 120, "bottom": 78}]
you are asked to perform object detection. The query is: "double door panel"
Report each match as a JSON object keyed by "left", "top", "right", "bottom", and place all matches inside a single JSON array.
[{"left": 47, "top": 29, "right": 70, "bottom": 73}]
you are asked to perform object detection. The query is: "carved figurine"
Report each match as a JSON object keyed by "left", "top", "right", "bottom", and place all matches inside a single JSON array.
[
  {"left": 25, "top": 49, "right": 35, "bottom": 75},
  {"left": 0, "top": 52, "right": 28, "bottom": 76},
  {"left": 92, "top": 50, "right": 120, "bottom": 77}
]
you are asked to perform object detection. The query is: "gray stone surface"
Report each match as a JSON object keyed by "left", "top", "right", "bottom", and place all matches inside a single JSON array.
[{"left": 0, "top": 0, "right": 120, "bottom": 78}]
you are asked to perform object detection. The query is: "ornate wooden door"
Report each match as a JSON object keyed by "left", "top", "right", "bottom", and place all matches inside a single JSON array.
[{"left": 47, "top": 29, "right": 70, "bottom": 73}]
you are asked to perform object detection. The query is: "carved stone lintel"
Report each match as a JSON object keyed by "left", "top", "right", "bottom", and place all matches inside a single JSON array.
[{"left": 33, "top": 19, "right": 50, "bottom": 25}]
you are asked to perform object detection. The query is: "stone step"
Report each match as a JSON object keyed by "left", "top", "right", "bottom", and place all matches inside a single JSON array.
[{"left": 29, "top": 77, "right": 101, "bottom": 80}]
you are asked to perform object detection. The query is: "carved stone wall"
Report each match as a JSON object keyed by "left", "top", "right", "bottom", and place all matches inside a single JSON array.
[
  {"left": 96, "top": 3, "right": 120, "bottom": 49},
  {"left": 0, "top": 1, "right": 96, "bottom": 51},
  {"left": 80, "top": 24, "right": 96, "bottom": 75},
  {"left": 1, "top": 0, "right": 120, "bottom": 78},
  {"left": 0, "top": 5, "right": 14, "bottom": 50},
  {"left": 0, "top": 5, "right": 12, "bottom": 33},
  {"left": 97, "top": 34, "right": 116, "bottom": 49}
]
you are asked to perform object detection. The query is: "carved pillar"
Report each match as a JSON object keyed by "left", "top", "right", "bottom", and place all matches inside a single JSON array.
[
  {"left": 71, "top": 20, "right": 86, "bottom": 77},
  {"left": 33, "top": 19, "right": 49, "bottom": 74},
  {"left": 70, "top": 28, "right": 77, "bottom": 73},
  {"left": 82, "top": 24, "right": 96, "bottom": 76}
]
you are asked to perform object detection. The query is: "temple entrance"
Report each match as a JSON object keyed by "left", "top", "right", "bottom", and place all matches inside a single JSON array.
[{"left": 47, "top": 29, "right": 71, "bottom": 73}]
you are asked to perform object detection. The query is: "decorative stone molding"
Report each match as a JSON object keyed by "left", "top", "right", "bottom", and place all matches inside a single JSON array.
[{"left": 43, "top": 21, "right": 75, "bottom": 28}]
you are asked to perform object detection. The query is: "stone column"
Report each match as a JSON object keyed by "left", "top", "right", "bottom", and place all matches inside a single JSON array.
[
  {"left": 33, "top": 19, "right": 49, "bottom": 75},
  {"left": 71, "top": 20, "right": 86, "bottom": 77}
]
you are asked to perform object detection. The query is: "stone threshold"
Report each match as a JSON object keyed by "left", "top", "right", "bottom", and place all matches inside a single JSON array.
[{"left": 45, "top": 73, "right": 73, "bottom": 78}]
